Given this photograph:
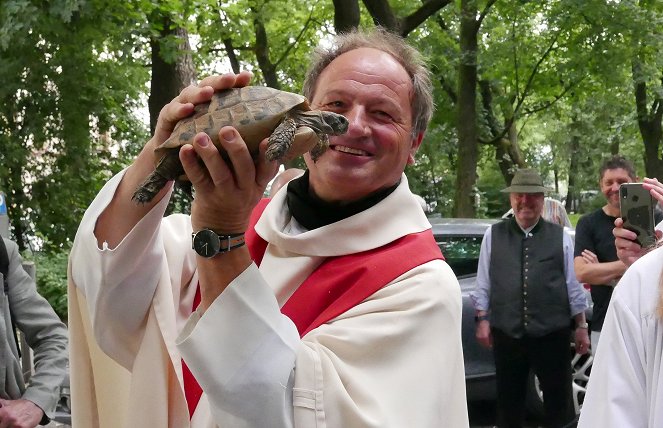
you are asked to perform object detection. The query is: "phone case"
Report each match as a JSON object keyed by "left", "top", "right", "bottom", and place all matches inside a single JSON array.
[{"left": 619, "top": 183, "right": 656, "bottom": 248}]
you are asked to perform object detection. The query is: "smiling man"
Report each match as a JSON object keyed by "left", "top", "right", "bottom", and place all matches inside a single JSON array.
[
  {"left": 573, "top": 155, "right": 663, "bottom": 351},
  {"left": 68, "top": 28, "right": 469, "bottom": 427},
  {"left": 471, "top": 168, "right": 589, "bottom": 428}
]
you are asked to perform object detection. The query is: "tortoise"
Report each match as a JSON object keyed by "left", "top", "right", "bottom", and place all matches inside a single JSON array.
[{"left": 132, "top": 86, "right": 349, "bottom": 204}]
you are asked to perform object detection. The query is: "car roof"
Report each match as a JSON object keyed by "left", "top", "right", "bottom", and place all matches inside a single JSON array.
[{"left": 427, "top": 216, "right": 500, "bottom": 237}]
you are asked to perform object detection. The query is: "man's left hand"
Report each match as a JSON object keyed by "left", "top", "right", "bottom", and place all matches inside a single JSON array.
[
  {"left": 574, "top": 328, "right": 590, "bottom": 355},
  {"left": 0, "top": 398, "right": 44, "bottom": 428}
]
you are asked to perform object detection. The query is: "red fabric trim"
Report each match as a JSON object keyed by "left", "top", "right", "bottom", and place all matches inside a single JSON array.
[
  {"left": 246, "top": 198, "right": 444, "bottom": 337},
  {"left": 282, "top": 229, "right": 442, "bottom": 337},
  {"left": 246, "top": 198, "right": 270, "bottom": 264},
  {"left": 182, "top": 286, "right": 203, "bottom": 418}
]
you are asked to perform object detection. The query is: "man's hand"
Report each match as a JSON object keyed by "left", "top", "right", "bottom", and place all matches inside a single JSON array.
[
  {"left": 0, "top": 398, "right": 44, "bottom": 428},
  {"left": 613, "top": 217, "right": 663, "bottom": 267},
  {"left": 580, "top": 249, "right": 599, "bottom": 265},
  {"left": 642, "top": 177, "right": 663, "bottom": 204},
  {"left": 574, "top": 327, "right": 590, "bottom": 355},
  {"left": 475, "top": 320, "right": 493, "bottom": 349}
]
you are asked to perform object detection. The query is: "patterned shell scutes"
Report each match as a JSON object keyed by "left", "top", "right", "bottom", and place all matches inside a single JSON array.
[{"left": 157, "top": 86, "right": 309, "bottom": 153}]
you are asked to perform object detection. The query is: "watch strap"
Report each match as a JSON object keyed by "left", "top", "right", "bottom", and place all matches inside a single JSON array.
[
  {"left": 192, "top": 230, "right": 246, "bottom": 257},
  {"left": 474, "top": 314, "right": 489, "bottom": 323},
  {"left": 576, "top": 322, "right": 589, "bottom": 329},
  {"left": 217, "top": 232, "right": 246, "bottom": 252}
]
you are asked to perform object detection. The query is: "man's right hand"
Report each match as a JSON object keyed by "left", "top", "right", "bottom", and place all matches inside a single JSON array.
[
  {"left": 95, "top": 72, "right": 254, "bottom": 249},
  {"left": 475, "top": 320, "right": 492, "bottom": 349}
]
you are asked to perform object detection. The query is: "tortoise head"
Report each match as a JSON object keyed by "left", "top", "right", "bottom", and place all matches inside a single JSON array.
[
  {"left": 320, "top": 111, "right": 349, "bottom": 135},
  {"left": 296, "top": 110, "right": 349, "bottom": 136}
]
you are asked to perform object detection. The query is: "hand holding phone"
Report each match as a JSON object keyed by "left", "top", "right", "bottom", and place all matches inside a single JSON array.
[{"left": 619, "top": 183, "right": 656, "bottom": 248}]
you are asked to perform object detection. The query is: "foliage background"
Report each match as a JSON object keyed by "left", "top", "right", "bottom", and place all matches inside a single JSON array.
[{"left": 1, "top": 0, "right": 661, "bottom": 315}]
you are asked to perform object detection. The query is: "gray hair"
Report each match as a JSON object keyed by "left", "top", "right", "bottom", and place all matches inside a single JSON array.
[{"left": 302, "top": 27, "right": 434, "bottom": 137}]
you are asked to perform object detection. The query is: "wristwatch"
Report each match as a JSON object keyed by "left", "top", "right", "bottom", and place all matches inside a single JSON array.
[
  {"left": 192, "top": 229, "right": 245, "bottom": 258},
  {"left": 474, "top": 314, "right": 489, "bottom": 323},
  {"left": 576, "top": 322, "right": 589, "bottom": 329}
]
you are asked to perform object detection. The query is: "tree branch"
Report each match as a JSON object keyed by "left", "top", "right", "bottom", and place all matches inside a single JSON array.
[
  {"left": 401, "top": 0, "right": 453, "bottom": 36},
  {"left": 274, "top": 9, "right": 315, "bottom": 68},
  {"left": 512, "top": 28, "right": 562, "bottom": 119},
  {"left": 522, "top": 77, "right": 586, "bottom": 115},
  {"left": 476, "top": 0, "right": 497, "bottom": 28},
  {"left": 432, "top": 63, "right": 457, "bottom": 103},
  {"left": 482, "top": 29, "right": 563, "bottom": 146},
  {"left": 362, "top": 0, "right": 399, "bottom": 32}
]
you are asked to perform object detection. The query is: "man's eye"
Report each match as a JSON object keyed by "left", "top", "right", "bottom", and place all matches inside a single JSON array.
[{"left": 375, "top": 110, "right": 393, "bottom": 120}]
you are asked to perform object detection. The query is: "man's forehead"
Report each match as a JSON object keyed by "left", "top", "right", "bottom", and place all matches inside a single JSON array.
[
  {"left": 601, "top": 168, "right": 635, "bottom": 182},
  {"left": 511, "top": 192, "right": 544, "bottom": 197}
]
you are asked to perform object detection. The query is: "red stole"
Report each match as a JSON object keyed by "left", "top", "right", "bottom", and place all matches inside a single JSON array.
[
  {"left": 246, "top": 198, "right": 444, "bottom": 337},
  {"left": 183, "top": 197, "right": 444, "bottom": 417},
  {"left": 182, "top": 287, "right": 203, "bottom": 418}
]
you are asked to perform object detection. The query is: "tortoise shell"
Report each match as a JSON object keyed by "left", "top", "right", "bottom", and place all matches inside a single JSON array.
[{"left": 156, "top": 86, "right": 312, "bottom": 156}]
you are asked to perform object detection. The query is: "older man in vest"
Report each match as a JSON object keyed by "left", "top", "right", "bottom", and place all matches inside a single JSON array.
[{"left": 471, "top": 168, "right": 590, "bottom": 428}]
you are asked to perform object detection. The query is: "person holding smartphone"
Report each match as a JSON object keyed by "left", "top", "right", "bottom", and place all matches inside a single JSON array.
[
  {"left": 573, "top": 155, "right": 663, "bottom": 351},
  {"left": 578, "top": 178, "right": 663, "bottom": 427}
]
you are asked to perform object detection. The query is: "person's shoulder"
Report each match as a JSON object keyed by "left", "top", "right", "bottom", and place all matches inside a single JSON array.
[
  {"left": 579, "top": 208, "right": 601, "bottom": 220},
  {"left": 1, "top": 237, "right": 19, "bottom": 255},
  {"left": 576, "top": 208, "right": 604, "bottom": 228},
  {"left": 613, "top": 245, "right": 663, "bottom": 316}
]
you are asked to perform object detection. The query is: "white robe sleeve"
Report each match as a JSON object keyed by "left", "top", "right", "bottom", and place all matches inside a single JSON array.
[
  {"left": 577, "top": 258, "right": 654, "bottom": 427},
  {"left": 177, "top": 259, "right": 469, "bottom": 428},
  {"left": 69, "top": 170, "right": 188, "bottom": 369}
]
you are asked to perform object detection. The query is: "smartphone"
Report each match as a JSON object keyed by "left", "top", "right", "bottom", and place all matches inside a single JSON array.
[{"left": 619, "top": 183, "right": 656, "bottom": 248}]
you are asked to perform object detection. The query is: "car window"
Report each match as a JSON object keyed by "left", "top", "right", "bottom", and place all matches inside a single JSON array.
[{"left": 436, "top": 236, "right": 483, "bottom": 278}]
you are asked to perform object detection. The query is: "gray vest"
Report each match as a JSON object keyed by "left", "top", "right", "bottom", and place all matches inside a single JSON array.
[{"left": 489, "top": 218, "right": 570, "bottom": 338}]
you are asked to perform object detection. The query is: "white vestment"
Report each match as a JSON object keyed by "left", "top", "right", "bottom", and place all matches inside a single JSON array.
[
  {"left": 68, "top": 170, "right": 469, "bottom": 427},
  {"left": 578, "top": 245, "right": 663, "bottom": 427}
]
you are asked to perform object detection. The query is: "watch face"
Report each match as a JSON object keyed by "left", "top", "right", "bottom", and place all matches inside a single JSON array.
[{"left": 193, "top": 229, "right": 221, "bottom": 258}]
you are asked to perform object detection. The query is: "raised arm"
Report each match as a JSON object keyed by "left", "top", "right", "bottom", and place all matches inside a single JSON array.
[
  {"left": 614, "top": 177, "right": 663, "bottom": 266},
  {"left": 95, "top": 73, "right": 253, "bottom": 249}
]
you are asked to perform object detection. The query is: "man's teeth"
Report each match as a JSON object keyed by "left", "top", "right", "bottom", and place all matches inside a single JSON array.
[{"left": 334, "top": 146, "right": 367, "bottom": 156}]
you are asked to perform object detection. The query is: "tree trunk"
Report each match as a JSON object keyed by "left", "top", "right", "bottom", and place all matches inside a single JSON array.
[
  {"left": 333, "top": 0, "right": 361, "bottom": 33},
  {"left": 148, "top": 18, "right": 196, "bottom": 134},
  {"left": 565, "top": 120, "right": 581, "bottom": 213},
  {"left": 453, "top": 0, "right": 479, "bottom": 218},
  {"left": 633, "top": 65, "right": 663, "bottom": 179},
  {"left": 252, "top": 7, "right": 280, "bottom": 89}
]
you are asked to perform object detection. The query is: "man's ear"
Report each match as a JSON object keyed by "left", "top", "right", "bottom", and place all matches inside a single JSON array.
[{"left": 407, "top": 132, "right": 425, "bottom": 165}]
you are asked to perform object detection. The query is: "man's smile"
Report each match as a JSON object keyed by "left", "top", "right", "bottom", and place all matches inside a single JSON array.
[{"left": 331, "top": 145, "right": 370, "bottom": 156}]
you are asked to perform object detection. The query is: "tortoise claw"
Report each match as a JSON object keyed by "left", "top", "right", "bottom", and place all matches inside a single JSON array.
[{"left": 310, "top": 134, "right": 329, "bottom": 162}]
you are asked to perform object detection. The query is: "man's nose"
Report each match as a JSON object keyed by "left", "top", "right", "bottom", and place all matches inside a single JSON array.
[{"left": 344, "top": 107, "right": 370, "bottom": 137}]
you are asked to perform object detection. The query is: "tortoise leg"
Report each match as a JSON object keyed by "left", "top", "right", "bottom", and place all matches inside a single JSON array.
[
  {"left": 310, "top": 134, "right": 329, "bottom": 162},
  {"left": 266, "top": 118, "right": 297, "bottom": 161}
]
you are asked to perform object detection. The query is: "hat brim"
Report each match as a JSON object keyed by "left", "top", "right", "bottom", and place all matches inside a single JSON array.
[{"left": 501, "top": 185, "right": 552, "bottom": 193}]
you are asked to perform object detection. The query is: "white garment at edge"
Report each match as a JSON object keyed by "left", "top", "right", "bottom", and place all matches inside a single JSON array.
[
  {"left": 69, "top": 169, "right": 470, "bottom": 428},
  {"left": 578, "top": 244, "right": 663, "bottom": 427}
]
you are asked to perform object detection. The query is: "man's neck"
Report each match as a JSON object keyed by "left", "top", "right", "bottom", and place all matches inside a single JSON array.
[
  {"left": 602, "top": 204, "right": 620, "bottom": 218},
  {"left": 515, "top": 217, "right": 540, "bottom": 233}
]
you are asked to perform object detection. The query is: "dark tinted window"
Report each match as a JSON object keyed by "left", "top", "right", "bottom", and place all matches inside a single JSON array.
[{"left": 436, "top": 236, "right": 483, "bottom": 278}]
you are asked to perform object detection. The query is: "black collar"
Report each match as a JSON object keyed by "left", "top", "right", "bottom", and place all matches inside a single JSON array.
[{"left": 286, "top": 170, "right": 399, "bottom": 230}]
